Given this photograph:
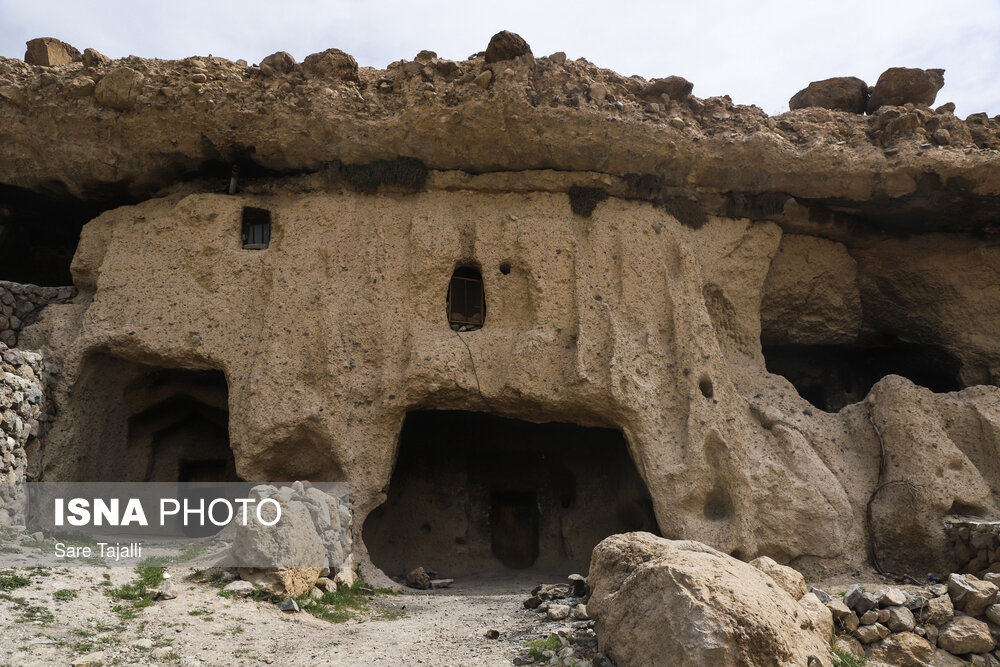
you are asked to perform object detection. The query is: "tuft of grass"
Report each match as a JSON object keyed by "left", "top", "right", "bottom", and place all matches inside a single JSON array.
[
  {"left": 832, "top": 642, "right": 869, "bottom": 667},
  {"left": 53, "top": 589, "right": 77, "bottom": 602},
  {"left": 0, "top": 593, "right": 55, "bottom": 625},
  {"left": 0, "top": 571, "right": 30, "bottom": 591},
  {"left": 105, "top": 566, "right": 164, "bottom": 619},
  {"left": 524, "top": 634, "right": 566, "bottom": 661}
]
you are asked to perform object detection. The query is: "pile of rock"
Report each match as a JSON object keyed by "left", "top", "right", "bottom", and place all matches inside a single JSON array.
[
  {"left": 786, "top": 67, "right": 981, "bottom": 147},
  {"left": 515, "top": 574, "right": 611, "bottom": 667},
  {"left": 0, "top": 341, "right": 45, "bottom": 526},
  {"left": 789, "top": 67, "right": 944, "bottom": 115},
  {"left": 827, "top": 573, "right": 1000, "bottom": 664},
  {"left": 946, "top": 517, "right": 1000, "bottom": 574},
  {"left": 0, "top": 280, "right": 76, "bottom": 347}
]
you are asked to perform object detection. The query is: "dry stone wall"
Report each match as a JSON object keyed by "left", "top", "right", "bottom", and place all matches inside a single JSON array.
[
  {"left": 0, "top": 342, "right": 45, "bottom": 527},
  {"left": 0, "top": 281, "right": 76, "bottom": 347}
]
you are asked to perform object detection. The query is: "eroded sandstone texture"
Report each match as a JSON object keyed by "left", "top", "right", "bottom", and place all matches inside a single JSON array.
[{"left": 2, "top": 32, "right": 1000, "bottom": 582}]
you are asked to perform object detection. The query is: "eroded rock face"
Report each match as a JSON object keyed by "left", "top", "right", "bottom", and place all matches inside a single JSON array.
[
  {"left": 587, "top": 533, "right": 832, "bottom": 667},
  {"left": 5, "top": 36, "right": 1000, "bottom": 586}
]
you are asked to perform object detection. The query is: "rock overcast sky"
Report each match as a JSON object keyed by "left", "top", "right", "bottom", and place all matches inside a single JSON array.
[{"left": 1, "top": 0, "right": 998, "bottom": 117}]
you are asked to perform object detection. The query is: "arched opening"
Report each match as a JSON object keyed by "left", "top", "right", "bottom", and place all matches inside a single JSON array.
[
  {"left": 59, "top": 353, "right": 239, "bottom": 482},
  {"left": 363, "top": 410, "right": 658, "bottom": 580},
  {"left": 447, "top": 266, "right": 485, "bottom": 331}
]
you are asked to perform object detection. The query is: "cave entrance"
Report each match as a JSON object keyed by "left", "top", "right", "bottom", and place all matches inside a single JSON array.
[
  {"left": 363, "top": 410, "right": 659, "bottom": 580},
  {"left": 763, "top": 339, "right": 963, "bottom": 412},
  {"left": 63, "top": 354, "right": 240, "bottom": 483}
]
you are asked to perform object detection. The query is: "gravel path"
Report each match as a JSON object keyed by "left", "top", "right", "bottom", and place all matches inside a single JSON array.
[{"left": 0, "top": 566, "right": 560, "bottom": 666}]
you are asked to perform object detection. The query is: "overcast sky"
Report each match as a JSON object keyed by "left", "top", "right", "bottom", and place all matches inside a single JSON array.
[{"left": 1, "top": 1, "right": 998, "bottom": 117}]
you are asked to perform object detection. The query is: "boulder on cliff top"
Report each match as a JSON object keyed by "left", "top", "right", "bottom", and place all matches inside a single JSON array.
[
  {"left": 789, "top": 76, "right": 869, "bottom": 113},
  {"left": 303, "top": 48, "right": 358, "bottom": 82},
  {"left": 484, "top": 31, "right": 532, "bottom": 63},
  {"left": 867, "top": 66, "right": 945, "bottom": 113},
  {"left": 640, "top": 75, "right": 694, "bottom": 101},
  {"left": 587, "top": 532, "right": 832, "bottom": 667},
  {"left": 24, "top": 37, "right": 81, "bottom": 66},
  {"left": 259, "top": 51, "right": 297, "bottom": 76}
]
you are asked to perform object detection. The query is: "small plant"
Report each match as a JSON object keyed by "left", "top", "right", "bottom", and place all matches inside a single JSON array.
[
  {"left": 2, "top": 595, "right": 55, "bottom": 625},
  {"left": 106, "top": 566, "right": 165, "bottom": 619},
  {"left": 0, "top": 571, "right": 29, "bottom": 591},
  {"left": 53, "top": 589, "right": 77, "bottom": 601},
  {"left": 832, "top": 642, "right": 869, "bottom": 667},
  {"left": 524, "top": 634, "right": 566, "bottom": 661}
]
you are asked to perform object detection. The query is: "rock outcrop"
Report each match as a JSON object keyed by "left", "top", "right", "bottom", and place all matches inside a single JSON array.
[
  {"left": 587, "top": 533, "right": 832, "bottom": 666},
  {"left": 2, "top": 32, "right": 1000, "bottom": 588}
]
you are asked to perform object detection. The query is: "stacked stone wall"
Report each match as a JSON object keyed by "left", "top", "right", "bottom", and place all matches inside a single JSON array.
[
  {"left": 0, "top": 342, "right": 45, "bottom": 527},
  {"left": 0, "top": 280, "right": 76, "bottom": 347}
]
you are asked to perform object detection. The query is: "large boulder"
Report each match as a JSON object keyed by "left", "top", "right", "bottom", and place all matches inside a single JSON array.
[
  {"left": 864, "top": 632, "right": 935, "bottom": 666},
  {"left": 93, "top": 67, "right": 144, "bottom": 111},
  {"left": 789, "top": 76, "right": 869, "bottom": 113},
  {"left": 640, "top": 76, "right": 694, "bottom": 101},
  {"left": 303, "top": 48, "right": 358, "bottom": 82},
  {"left": 259, "top": 51, "right": 297, "bottom": 76},
  {"left": 866, "top": 67, "right": 945, "bottom": 113},
  {"left": 588, "top": 533, "right": 832, "bottom": 667},
  {"left": 937, "top": 615, "right": 994, "bottom": 655},
  {"left": 24, "top": 37, "right": 81, "bottom": 66},
  {"left": 948, "top": 573, "right": 998, "bottom": 617},
  {"left": 231, "top": 483, "right": 352, "bottom": 598},
  {"left": 484, "top": 30, "right": 532, "bottom": 64},
  {"left": 748, "top": 555, "right": 808, "bottom": 599}
]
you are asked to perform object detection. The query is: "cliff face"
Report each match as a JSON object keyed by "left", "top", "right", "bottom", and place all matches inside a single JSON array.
[{"left": 3, "top": 34, "right": 1000, "bottom": 580}]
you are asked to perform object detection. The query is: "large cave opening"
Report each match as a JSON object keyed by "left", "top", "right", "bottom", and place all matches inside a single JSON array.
[
  {"left": 63, "top": 354, "right": 239, "bottom": 483},
  {"left": 363, "top": 411, "right": 659, "bottom": 580},
  {"left": 763, "top": 339, "right": 964, "bottom": 412},
  {"left": 0, "top": 184, "right": 113, "bottom": 286}
]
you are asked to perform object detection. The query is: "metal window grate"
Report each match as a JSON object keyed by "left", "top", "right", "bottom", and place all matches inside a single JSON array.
[
  {"left": 241, "top": 207, "right": 271, "bottom": 249},
  {"left": 447, "top": 268, "right": 484, "bottom": 328}
]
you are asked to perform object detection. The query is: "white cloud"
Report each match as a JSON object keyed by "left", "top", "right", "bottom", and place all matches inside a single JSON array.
[{"left": 1, "top": 0, "right": 997, "bottom": 116}]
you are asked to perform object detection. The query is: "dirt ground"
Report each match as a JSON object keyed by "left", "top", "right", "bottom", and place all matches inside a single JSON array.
[{"left": 0, "top": 566, "right": 572, "bottom": 666}]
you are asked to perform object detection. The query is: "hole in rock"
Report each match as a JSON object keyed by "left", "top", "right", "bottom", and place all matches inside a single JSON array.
[
  {"left": 447, "top": 266, "right": 485, "bottom": 330},
  {"left": 699, "top": 376, "right": 714, "bottom": 399},
  {"left": 499, "top": 262, "right": 512, "bottom": 275},
  {"left": 63, "top": 353, "right": 239, "bottom": 483},
  {"left": 763, "top": 339, "right": 963, "bottom": 412},
  {"left": 703, "top": 486, "right": 733, "bottom": 521},
  {"left": 363, "top": 410, "right": 659, "bottom": 579}
]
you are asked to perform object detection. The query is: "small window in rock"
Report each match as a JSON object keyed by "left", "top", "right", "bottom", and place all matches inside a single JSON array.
[
  {"left": 241, "top": 207, "right": 271, "bottom": 249},
  {"left": 447, "top": 266, "right": 485, "bottom": 330}
]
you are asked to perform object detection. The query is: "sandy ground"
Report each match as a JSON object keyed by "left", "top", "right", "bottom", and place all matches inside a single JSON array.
[{"left": 0, "top": 566, "right": 572, "bottom": 667}]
